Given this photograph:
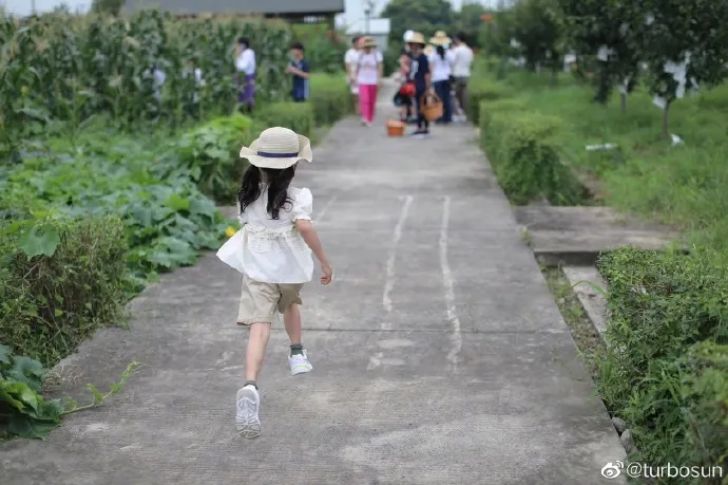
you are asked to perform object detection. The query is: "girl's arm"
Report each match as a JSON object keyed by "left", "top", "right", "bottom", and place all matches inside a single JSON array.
[{"left": 295, "top": 219, "right": 333, "bottom": 285}]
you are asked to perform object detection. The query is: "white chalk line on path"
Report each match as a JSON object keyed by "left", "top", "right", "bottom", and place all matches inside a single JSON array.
[
  {"left": 317, "top": 194, "right": 338, "bottom": 222},
  {"left": 381, "top": 195, "right": 413, "bottom": 328},
  {"left": 440, "top": 196, "right": 462, "bottom": 370}
]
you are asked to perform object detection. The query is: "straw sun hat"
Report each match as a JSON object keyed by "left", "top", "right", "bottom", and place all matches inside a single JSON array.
[
  {"left": 430, "top": 30, "right": 451, "bottom": 46},
  {"left": 361, "top": 36, "right": 377, "bottom": 48},
  {"left": 239, "top": 127, "right": 312, "bottom": 169},
  {"left": 406, "top": 31, "right": 426, "bottom": 46}
]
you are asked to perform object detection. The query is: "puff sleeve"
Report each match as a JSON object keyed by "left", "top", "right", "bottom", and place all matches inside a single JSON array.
[{"left": 291, "top": 188, "right": 313, "bottom": 222}]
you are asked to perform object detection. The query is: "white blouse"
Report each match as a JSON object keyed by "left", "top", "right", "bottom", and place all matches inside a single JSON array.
[{"left": 237, "top": 186, "right": 314, "bottom": 284}]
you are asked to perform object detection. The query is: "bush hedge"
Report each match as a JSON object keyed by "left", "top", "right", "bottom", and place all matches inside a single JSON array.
[
  {"left": 597, "top": 248, "right": 728, "bottom": 473},
  {"left": 254, "top": 102, "right": 315, "bottom": 138},
  {"left": 480, "top": 107, "right": 585, "bottom": 205},
  {"left": 310, "top": 73, "right": 352, "bottom": 126},
  {"left": 467, "top": 79, "right": 514, "bottom": 124},
  {"left": 0, "top": 216, "right": 129, "bottom": 367}
]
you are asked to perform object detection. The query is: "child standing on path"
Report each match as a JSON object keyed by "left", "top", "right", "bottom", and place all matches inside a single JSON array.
[
  {"left": 232, "top": 127, "right": 333, "bottom": 438},
  {"left": 287, "top": 42, "right": 311, "bottom": 102}
]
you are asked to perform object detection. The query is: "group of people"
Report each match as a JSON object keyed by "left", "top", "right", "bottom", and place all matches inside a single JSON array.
[
  {"left": 234, "top": 37, "right": 312, "bottom": 111},
  {"left": 344, "top": 30, "right": 473, "bottom": 137}
]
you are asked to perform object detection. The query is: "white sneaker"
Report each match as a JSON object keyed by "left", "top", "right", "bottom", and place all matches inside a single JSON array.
[
  {"left": 288, "top": 350, "right": 313, "bottom": 376},
  {"left": 236, "top": 385, "right": 261, "bottom": 438}
]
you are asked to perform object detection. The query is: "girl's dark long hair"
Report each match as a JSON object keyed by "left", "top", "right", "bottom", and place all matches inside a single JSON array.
[
  {"left": 437, "top": 45, "right": 445, "bottom": 60},
  {"left": 238, "top": 164, "right": 296, "bottom": 220}
]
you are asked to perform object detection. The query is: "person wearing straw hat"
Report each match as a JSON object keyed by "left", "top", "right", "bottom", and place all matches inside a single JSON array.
[
  {"left": 221, "top": 127, "right": 333, "bottom": 438},
  {"left": 355, "top": 36, "right": 383, "bottom": 127},
  {"left": 406, "top": 32, "right": 432, "bottom": 137},
  {"left": 429, "top": 31, "right": 455, "bottom": 124}
]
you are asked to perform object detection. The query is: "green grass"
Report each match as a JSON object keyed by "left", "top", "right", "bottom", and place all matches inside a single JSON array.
[
  {"left": 471, "top": 60, "right": 728, "bottom": 478},
  {"left": 472, "top": 61, "right": 728, "bottom": 263}
]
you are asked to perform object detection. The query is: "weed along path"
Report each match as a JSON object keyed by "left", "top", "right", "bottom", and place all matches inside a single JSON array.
[{"left": 1, "top": 83, "right": 626, "bottom": 484}]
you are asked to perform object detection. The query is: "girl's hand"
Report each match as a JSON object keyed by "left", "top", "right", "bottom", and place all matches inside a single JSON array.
[{"left": 320, "top": 262, "right": 333, "bottom": 285}]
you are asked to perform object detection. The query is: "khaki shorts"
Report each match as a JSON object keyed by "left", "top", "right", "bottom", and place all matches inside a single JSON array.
[{"left": 237, "top": 275, "right": 303, "bottom": 325}]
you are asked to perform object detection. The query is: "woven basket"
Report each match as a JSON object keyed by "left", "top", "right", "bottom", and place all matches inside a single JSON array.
[
  {"left": 420, "top": 91, "right": 443, "bottom": 121},
  {"left": 386, "top": 119, "right": 405, "bottom": 137}
]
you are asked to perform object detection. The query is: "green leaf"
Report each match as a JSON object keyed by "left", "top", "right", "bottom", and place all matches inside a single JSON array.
[
  {"left": 0, "top": 380, "right": 40, "bottom": 413},
  {"left": 7, "top": 413, "right": 60, "bottom": 439},
  {"left": 6, "top": 356, "right": 45, "bottom": 392},
  {"left": 164, "top": 194, "right": 190, "bottom": 211},
  {"left": 18, "top": 225, "right": 61, "bottom": 258}
]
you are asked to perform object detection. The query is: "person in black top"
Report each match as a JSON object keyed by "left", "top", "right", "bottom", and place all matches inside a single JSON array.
[
  {"left": 287, "top": 42, "right": 311, "bottom": 102},
  {"left": 406, "top": 32, "right": 431, "bottom": 136}
]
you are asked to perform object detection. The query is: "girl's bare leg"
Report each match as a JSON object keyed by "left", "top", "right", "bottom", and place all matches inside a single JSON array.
[
  {"left": 283, "top": 303, "right": 302, "bottom": 345},
  {"left": 245, "top": 322, "right": 271, "bottom": 382}
]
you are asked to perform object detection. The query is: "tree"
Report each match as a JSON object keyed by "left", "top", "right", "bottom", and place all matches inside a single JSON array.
[
  {"left": 91, "top": 0, "right": 124, "bottom": 16},
  {"left": 381, "top": 0, "right": 453, "bottom": 45},
  {"left": 510, "top": 0, "right": 565, "bottom": 75},
  {"left": 453, "top": 3, "right": 486, "bottom": 48},
  {"left": 637, "top": 0, "right": 728, "bottom": 137},
  {"left": 559, "top": 0, "right": 641, "bottom": 111}
]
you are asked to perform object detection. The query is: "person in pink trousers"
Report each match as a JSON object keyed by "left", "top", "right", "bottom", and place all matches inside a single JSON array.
[{"left": 355, "top": 36, "right": 383, "bottom": 127}]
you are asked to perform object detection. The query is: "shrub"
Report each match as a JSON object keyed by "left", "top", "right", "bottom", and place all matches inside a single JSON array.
[
  {"left": 481, "top": 109, "right": 585, "bottom": 204},
  {"left": 596, "top": 248, "right": 728, "bottom": 472},
  {"left": 177, "top": 113, "right": 253, "bottom": 203},
  {"left": 466, "top": 78, "right": 514, "bottom": 124},
  {"left": 254, "top": 102, "right": 314, "bottom": 138},
  {"left": 478, "top": 98, "right": 527, "bottom": 132},
  {"left": 0, "top": 127, "right": 227, "bottom": 278},
  {"left": 0, "top": 216, "right": 129, "bottom": 366},
  {"left": 309, "top": 73, "right": 352, "bottom": 126}
]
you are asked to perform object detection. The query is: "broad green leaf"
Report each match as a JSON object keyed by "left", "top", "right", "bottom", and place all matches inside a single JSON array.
[
  {"left": 18, "top": 225, "right": 61, "bottom": 258},
  {"left": 1, "top": 380, "right": 39, "bottom": 413},
  {"left": 7, "top": 414, "right": 60, "bottom": 439},
  {"left": 164, "top": 194, "right": 190, "bottom": 212},
  {"left": 7, "top": 356, "right": 45, "bottom": 392}
]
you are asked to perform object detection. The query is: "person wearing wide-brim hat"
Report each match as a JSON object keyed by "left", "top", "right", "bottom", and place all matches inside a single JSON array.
[
  {"left": 219, "top": 126, "right": 333, "bottom": 439},
  {"left": 405, "top": 32, "right": 432, "bottom": 136},
  {"left": 354, "top": 36, "right": 383, "bottom": 127},
  {"left": 428, "top": 30, "right": 456, "bottom": 124}
]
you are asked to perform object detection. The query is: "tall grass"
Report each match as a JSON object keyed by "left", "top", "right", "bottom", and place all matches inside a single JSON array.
[{"left": 473, "top": 61, "right": 728, "bottom": 263}]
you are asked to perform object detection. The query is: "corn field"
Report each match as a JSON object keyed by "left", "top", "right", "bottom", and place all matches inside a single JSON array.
[{"left": 0, "top": 10, "right": 292, "bottom": 155}]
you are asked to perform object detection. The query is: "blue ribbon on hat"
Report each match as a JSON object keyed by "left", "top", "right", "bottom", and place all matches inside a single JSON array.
[{"left": 257, "top": 151, "right": 299, "bottom": 158}]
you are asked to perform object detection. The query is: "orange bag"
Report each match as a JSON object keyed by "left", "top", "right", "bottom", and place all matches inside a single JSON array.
[{"left": 420, "top": 90, "right": 443, "bottom": 121}]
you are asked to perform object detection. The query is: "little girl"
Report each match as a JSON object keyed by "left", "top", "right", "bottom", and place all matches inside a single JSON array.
[{"left": 232, "top": 127, "right": 332, "bottom": 439}]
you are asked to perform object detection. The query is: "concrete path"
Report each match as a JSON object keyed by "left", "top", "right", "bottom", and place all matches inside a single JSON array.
[{"left": 1, "top": 84, "right": 626, "bottom": 484}]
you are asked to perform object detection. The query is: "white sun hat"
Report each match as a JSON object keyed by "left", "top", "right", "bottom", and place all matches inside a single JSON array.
[
  {"left": 239, "top": 126, "right": 312, "bottom": 169},
  {"left": 403, "top": 30, "right": 415, "bottom": 42}
]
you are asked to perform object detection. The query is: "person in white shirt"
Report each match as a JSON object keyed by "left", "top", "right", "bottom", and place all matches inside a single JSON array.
[
  {"left": 235, "top": 37, "right": 256, "bottom": 112},
  {"left": 451, "top": 32, "right": 474, "bottom": 120},
  {"left": 355, "top": 36, "right": 383, "bottom": 127},
  {"left": 429, "top": 32, "right": 455, "bottom": 123},
  {"left": 222, "top": 127, "right": 333, "bottom": 439},
  {"left": 344, "top": 35, "right": 362, "bottom": 114}
]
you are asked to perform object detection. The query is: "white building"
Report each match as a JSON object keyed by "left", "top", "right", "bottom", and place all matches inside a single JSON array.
[{"left": 338, "top": 0, "right": 390, "bottom": 50}]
